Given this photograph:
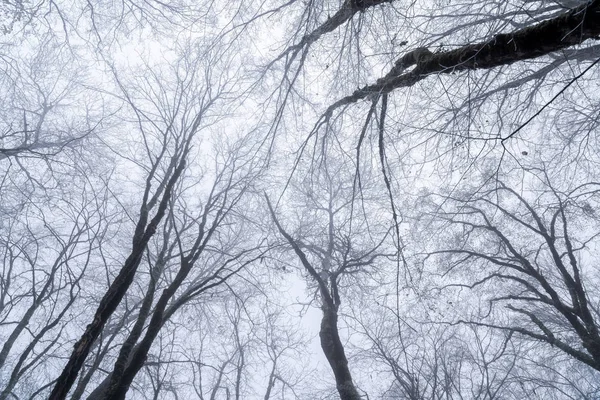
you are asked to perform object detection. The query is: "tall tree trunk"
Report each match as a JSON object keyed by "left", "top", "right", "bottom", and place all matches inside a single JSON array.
[
  {"left": 48, "top": 158, "right": 186, "bottom": 400},
  {"left": 319, "top": 304, "right": 361, "bottom": 400}
]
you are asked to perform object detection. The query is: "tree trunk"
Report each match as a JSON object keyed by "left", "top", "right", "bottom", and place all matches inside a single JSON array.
[
  {"left": 48, "top": 158, "right": 186, "bottom": 400},
  {"left": 319, "top": 305, "right": 361, "bottom": 400}
]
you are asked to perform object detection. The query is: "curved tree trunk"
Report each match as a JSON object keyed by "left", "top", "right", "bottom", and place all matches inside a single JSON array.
[{"left": 320, "top": 304, "right": 362, "bottom": 400}]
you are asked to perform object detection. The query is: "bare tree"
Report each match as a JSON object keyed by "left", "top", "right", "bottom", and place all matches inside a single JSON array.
[
  {"left": 422, "top": 166, "right": 600, "bottom": 377},
  {"left": 46, "top": 30, "right": 266, "bottom": 398},
  {"left": 4, "top": 0, "right": 600, "bottom": 399},
  {"left": 266, "top": 141, "right": 393, "bottom": 399},
  {"left": 0, "top": 33, "right": 107, "bottom": 163},
  {"left": 0, "top": 180, "right": 112, "bottom": 400}
]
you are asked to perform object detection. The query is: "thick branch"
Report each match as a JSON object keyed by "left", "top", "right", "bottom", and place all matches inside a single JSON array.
[{"left": 327, "top": 0, "right": 600, "bottom": 113}]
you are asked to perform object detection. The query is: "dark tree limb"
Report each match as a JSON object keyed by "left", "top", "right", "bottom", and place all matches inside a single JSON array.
[{"left": 325, "top": 0, "right": 600, "bottom": 114}]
